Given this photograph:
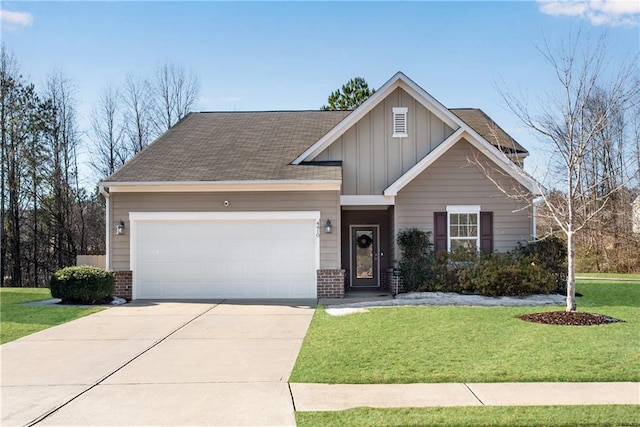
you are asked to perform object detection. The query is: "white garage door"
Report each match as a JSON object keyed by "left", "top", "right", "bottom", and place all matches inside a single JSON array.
[{"left": 130, "top": 212, "right": 319, "bottom": 299}]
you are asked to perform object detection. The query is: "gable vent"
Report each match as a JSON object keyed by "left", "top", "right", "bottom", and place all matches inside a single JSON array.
[{"left": 393, "top": 107, "right": 408, "bottom": 138}]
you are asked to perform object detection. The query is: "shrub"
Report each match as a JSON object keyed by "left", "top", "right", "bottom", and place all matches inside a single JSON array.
[
  {"left": 515, "top": 237, "right": 567, "bottom": 293},
  {"left": 423, "top": 249, "right": 475, "bottom": 293},
  {"left": 460, "top": 252, "right": 555, "bottom": 296},
  {"left": 396, "top": 229, "right": 562, "bottom": 296},
  {"left": 50, "top": 266, "right": 115, "bottom": 304},
  {"left": 397, "top": 228, "right": 434, "bottom": 292}
]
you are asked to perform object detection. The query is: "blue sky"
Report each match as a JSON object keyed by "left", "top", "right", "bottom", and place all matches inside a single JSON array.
[{"left": 2, "top": 1, "right": 639, "bottom": 186}]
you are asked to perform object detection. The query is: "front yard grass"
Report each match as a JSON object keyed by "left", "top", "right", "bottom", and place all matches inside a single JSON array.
[
  {"left": 290, "top": 281, "right": 639, "bottom": 383},
  {"left": 0, "top": 287, "right": 103, "bottom": 344},
  {"left": 296, "top": 405, "right": 640, "bottom": 427},
  {"left": 577, "top": 272, "right": 640, "bottom": 280}
]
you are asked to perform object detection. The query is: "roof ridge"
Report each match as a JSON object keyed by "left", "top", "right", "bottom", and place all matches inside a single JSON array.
[{"left": 193, "top": 110, "right": 354, "bottom": 114}]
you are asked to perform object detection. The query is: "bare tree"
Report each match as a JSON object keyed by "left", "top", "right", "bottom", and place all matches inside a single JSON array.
[
  {"left": 122, "top": 74, "right": 152, "bottom": 155},
  {"left": 501, "top": 33, "right": 639, "bottom": 311},
  {"left": 43, "top": 71, "right": 81, "bottom": 271},
  {"left": 90, "top": 85, "right": 127, "bottom": 178},
  {"left": 0, "top": 45, "right": 19, "bottom": 285},
  {"left": 1, "top": 47, "right": 32, "bottom": 286},
  {"left": 149, "top": 61, "right": 200, "bottom": 133}
]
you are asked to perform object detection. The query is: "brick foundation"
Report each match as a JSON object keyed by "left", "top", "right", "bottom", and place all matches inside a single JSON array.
[
  {"left": 317, "top": 269, "right": 345, "bottom": 298},
  {"left": 385, "top": 268, "right": 406, "bottom": 295},
  {"left": 113, "top": 270, "right": 133, "bottom": 300}
]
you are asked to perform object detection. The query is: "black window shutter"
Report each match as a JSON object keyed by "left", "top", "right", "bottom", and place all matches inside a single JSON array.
[
  {"left": 480, "top": 211, "right": 493, "bottom": 253},
  {"left": 434, "top": 212, "right": 447, "bottom": 252}
]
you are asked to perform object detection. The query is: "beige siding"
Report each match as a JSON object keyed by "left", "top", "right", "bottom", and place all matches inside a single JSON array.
[
  {"left": 395, "top": 139, "right": 533, "bottom": 254},
  {"left": 314, "top": 87, "right": 456, "bottom": 195},
  {"left": 109, "top": 191, "right": 340, "bottom": 271},
  {"left": 76, "top": 255, "right": 106, "bottom": 269}
]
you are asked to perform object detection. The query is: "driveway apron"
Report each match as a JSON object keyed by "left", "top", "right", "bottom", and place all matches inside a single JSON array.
[{"left": 0, "top": 299, "right": 316, "bottom": 426}]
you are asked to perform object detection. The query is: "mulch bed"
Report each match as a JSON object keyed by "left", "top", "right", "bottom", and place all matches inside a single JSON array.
[{"left": 518, "top": 311, "right": 623, "bottom": 326}]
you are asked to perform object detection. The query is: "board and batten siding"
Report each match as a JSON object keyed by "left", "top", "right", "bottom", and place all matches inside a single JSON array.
[
  {"left": 395, "top": 139, "right": 533, "bottom": 254},
  {"left": 109, "top": 191, "right": 340, "bottom": 271},
  {"left": 313, "top": 87, "right": 456, "bottom": 195}
]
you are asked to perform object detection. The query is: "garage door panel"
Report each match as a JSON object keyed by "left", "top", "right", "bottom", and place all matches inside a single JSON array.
[{"left": 133, "top": 215, "right": 318, "bottom": 299}]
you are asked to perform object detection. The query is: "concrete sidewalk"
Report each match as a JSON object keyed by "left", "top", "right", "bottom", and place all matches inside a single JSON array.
[{"left": 290, "top": 382, "right": 640, "bottom": 411}]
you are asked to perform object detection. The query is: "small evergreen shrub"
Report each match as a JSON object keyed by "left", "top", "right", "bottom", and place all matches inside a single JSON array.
[
  {"left": 396, "top": 230, "right": 562, "bottom": 296},
  {"left": 515, "top": 237, "right": 567, "bottom": 293},
  {"left": 397, "top": 228, "right": 433, "bottom": 292},
  {"left": 424, "top": 249, "right": 474, "bottom": 293},
  {"left": 459, "top": 252, "right": 555, "bottom": 296},
  {"left": 50, "top": 266, "right": 115, "bottom": 304}
]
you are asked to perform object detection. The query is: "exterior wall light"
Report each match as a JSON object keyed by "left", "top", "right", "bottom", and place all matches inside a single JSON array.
[
  {"left": 325, "top": 219, "right": 333, "bottom": 234},
  {"left": 116, "top": 220, "right": 125, "bottom": 236}
]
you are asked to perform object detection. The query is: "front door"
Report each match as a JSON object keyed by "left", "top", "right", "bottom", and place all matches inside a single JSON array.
[{"left": 351, "top": 226, "right": 379, "bottom": 287}]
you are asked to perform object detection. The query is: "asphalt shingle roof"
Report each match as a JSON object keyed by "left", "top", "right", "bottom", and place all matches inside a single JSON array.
[
  {"left": 104, "top": 110, "right": 351, "bottom": 183},
  {"left": 450, "top": 108, "right": 528, "bottom": 154},
  {"left": 104, "top": 107, "right": 527, "bottom": 184}
]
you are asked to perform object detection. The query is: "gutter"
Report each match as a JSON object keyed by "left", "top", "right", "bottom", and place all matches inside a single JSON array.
[{"left": 99, "top": 185, "right": 111, "bottom": 271}]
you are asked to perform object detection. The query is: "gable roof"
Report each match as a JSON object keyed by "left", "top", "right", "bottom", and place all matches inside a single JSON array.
[
  {"left": 292, "top": 71, "right": 538, "bottom": 194},
  {"left": 292, "top": 72, "right": 462, "bottom": 164},
  {"left": 102, "top": 72, "right": 537, "bottom": 194},
  {"left": 103, "top": 110, "right": 351, "bottom": 183},
  {"left": 450, "top": 108, "right": 527, "bottom": 154}
]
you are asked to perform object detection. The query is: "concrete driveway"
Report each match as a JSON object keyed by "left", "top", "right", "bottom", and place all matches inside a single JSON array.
[{"left": 0, "top": 299, "right": 316, "bottom": 426}]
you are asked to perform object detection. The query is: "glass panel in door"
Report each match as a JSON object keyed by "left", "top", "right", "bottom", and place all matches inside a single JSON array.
[{"left": 351, "top": 226, "right": 378, "bottom": 287}]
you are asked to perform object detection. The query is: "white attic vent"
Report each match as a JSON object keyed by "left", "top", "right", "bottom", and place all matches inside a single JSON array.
[{"left": 393, "top": 107, "right": 408, "bottom": 138}]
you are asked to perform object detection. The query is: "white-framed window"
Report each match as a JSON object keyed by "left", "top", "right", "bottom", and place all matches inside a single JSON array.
[
  {"left": 392, "top": 107, "right": 408, "bottom": 138},
  {"left": 446, "top": 205, "right": 481, "bottom": 251}
]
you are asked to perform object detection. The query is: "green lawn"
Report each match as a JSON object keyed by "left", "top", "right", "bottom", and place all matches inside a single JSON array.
[
  {"left": 296, "top": 405, "right": 640, "bottom": 427},
  {"left": 0, "top": 287, "right": 103, "bottom": 344},
  {"left": 290, "top": 281, "right": 639, "bottom": 383},
  {"left": 577, "top": 272, "right": 640, "bottom": 280}
]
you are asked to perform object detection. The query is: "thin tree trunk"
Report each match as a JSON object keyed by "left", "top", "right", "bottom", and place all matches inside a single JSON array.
[{"left": 566, "top": 231, "right": 577, "bottom": 312}]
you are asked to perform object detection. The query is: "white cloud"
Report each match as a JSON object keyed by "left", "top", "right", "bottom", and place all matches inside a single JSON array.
[
  {"left": 0, "top": 9, "right": 34, "bottom": 27},
  {"left": 538, "top": 0, "right": 640, "bottom": 26}
]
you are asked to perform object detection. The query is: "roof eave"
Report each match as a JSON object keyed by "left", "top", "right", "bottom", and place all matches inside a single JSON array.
[{"left": 100, "top": 180, "right": 342, "bottom": 193}]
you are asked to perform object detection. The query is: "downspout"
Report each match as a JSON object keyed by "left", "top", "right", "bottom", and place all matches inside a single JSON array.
[
  {"left": 532, "top": 196, "right": 543, "bottom": 241},
  {"left": 99, "top": 185, "right": 111, "bottom": 270}
]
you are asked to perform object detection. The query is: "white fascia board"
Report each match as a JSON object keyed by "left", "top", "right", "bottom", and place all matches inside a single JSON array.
[
  {"left": 102, "top": 180, "right": 341, "bottom": 193},
  {"left": 461, "top": 129, "right": 542, "bottom": 194},
  {"left": 447, "top": 205, "right": 481, "bottom": 213},
  {"left": 129, "top": 211, "right": 321, "bottom": 222},
  {"left": 395, "top": 77, "right": 461, "bottom": 130},
  {"left": 384, "top": 127, "right": 466, "bottom": 196},
  {"left": 293, "top": 71, "right": 464, "bottom": 164},
  {"left": 340, "top": 195, "right": 395, "bottom": 206},
  {"left": 293, "top": 74, "right": 406, "bottom": 164}
]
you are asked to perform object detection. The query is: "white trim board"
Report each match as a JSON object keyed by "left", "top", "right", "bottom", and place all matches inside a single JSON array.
[
  {"left": 292, "top": 72, "right": 462, "bottom": 164},
  {"left": 129, "top": 211, "right": 321, "bottom": 222},
  {"left": 384, "top": 129, "right": 540, "bottom": 196},
  {"left": 102, "top": 180, "right": 341, "bottom": 193},
  {"left": 384, "top": 127, "right": 466, "bottom": 196},
  {"left": 340, "top": 195, "right": 395, "bottom": 206}
]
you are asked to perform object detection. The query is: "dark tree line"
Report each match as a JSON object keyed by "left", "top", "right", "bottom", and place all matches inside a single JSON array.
[
  {"left": 0, "top": 46, "right": 103, "bottom": 287},
  {"left": 1, "top": 46, "right": 200, "bottom": 287}
]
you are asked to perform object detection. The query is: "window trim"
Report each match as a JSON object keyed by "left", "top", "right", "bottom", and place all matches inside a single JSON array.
[
  {"left": 392, "top": 107, "right": 408, "bottom": 138},
  {"left": 446, "top": 205, "right": 481, "bottom": 251}
]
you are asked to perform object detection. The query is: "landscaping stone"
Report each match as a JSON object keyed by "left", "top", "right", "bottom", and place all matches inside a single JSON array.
[{"left": 324, "top": 292, "right": 566, "bottom": 315}]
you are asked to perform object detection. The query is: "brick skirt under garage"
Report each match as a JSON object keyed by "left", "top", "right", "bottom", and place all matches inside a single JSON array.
[
  {"left": 113, "top": 270, "right": 133, "bottom": 300},
  {"left": 317, "top": 269, "right": 345, "bottom": 298},
  {"left": 114, "top": 269, "right": 344, "bottom": 300}
]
